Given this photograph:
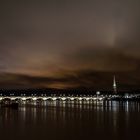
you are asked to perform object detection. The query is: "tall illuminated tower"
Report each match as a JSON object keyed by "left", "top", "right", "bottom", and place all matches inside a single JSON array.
[{"left": 113, "top": 75, "right": 117, "bottom": 94}]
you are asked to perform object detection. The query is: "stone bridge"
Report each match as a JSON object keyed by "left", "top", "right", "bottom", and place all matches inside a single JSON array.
[{"left": 0, "top": 96, "right": 105, "bottom": 102}]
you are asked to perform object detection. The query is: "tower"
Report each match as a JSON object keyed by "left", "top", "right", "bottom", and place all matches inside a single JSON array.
[{"left": 113, "top": 75, "right": 117, "bottom": 94}]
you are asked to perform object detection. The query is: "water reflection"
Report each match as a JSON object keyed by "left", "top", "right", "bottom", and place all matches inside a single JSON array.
[{"left": 0, "top": 101, "right": 140, "bottom": 140}]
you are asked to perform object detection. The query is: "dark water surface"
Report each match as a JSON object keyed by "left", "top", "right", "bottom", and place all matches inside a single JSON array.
[{"left": 0, "top": 101, "right": 140, "bottom": 140}]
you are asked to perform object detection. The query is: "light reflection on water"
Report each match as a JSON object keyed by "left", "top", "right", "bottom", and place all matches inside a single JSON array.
[{"left": 0, "top": 101, "right": 140, "bottom": 140}]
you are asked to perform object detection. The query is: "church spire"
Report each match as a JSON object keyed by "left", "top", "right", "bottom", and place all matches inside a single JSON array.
[{"left": 113, "top": 75, "right": 117, "bottom": 94}]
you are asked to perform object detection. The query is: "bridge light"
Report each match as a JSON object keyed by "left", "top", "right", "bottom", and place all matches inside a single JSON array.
[{"left": 96, "top": 91, "right": 100, "bottom": 95}]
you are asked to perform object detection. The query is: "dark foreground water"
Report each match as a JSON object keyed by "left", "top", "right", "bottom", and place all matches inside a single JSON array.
[{"left": 0, "top": 101, "right": 140, "bottom": 140}]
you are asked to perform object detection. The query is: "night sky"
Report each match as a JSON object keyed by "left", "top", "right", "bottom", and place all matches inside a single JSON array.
[{"left": 0, "top": 0, "right": 140, "bottom": 90}]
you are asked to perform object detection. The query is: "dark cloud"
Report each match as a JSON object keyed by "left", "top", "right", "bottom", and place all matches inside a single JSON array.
[
  {"left": 0, "top": 71, "right": 140, "bottom": 90},
  {"left": 0, "top": 0, "right": 140, "bottom": 89},
  {"left": 61, "top": 46, "right": 140, "bottom": 72}
]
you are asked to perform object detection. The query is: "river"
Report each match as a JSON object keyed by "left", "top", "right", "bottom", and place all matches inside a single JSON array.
[{"left": 0, "top": 101, "right": 139, "bottom": 140}]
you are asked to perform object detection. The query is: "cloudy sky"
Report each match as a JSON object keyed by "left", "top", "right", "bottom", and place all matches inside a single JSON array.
[{"left": 0, "top": 0, "right": 140, "bottom": 90}]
